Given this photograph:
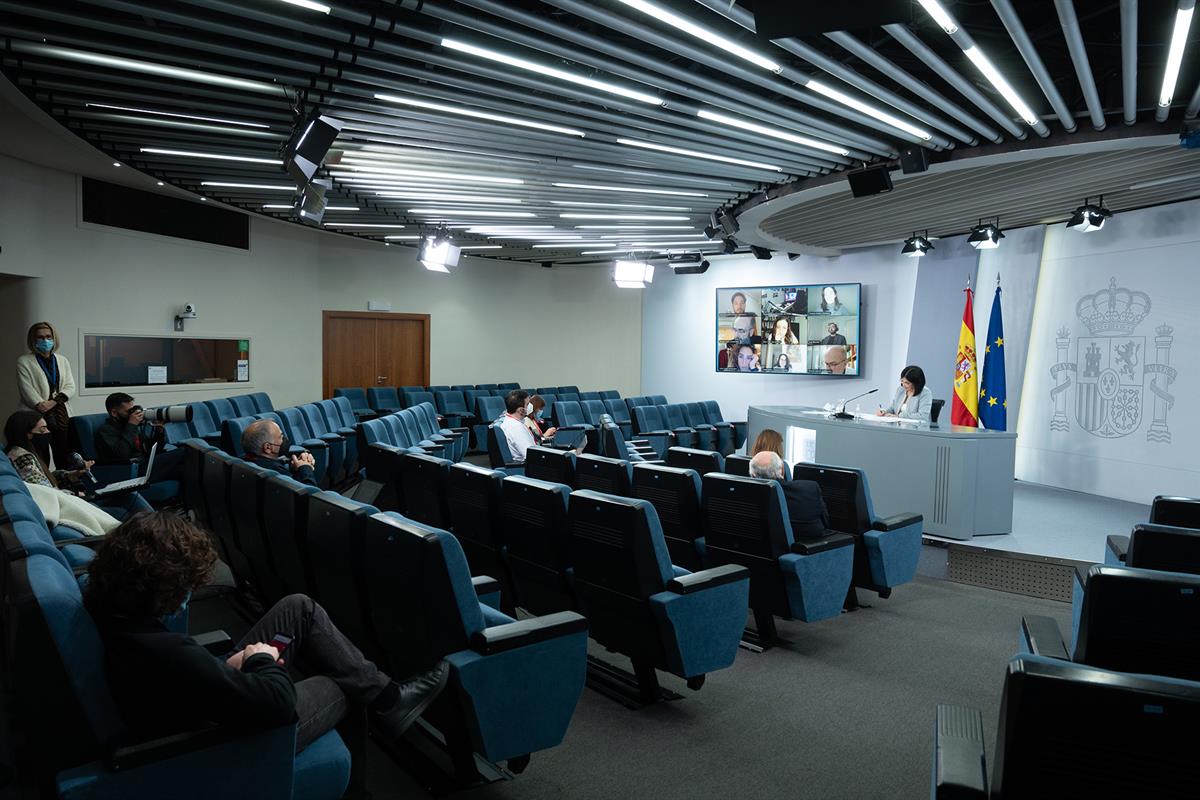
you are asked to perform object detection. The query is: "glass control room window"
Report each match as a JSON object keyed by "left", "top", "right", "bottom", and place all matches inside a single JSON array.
[{"left": 83, "top": 335, "right": 250, "bottom": 388}]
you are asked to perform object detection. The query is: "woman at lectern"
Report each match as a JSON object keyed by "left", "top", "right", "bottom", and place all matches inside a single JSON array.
[{"left": 878, "top": 365, "right": 933, "bottom": 422}]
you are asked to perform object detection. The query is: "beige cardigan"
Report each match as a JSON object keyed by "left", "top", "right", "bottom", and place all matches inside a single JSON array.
[{"left": 16, "top": 351, "right": 76, "bottom": 415}]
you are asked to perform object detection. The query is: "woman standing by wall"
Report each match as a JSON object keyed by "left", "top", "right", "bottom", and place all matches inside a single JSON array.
[{"left": 16, "top": 322, "right": 77, "bottom": 466}]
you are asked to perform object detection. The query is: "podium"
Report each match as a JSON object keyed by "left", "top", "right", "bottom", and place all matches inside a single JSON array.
[{"left": 747, "top": 406, "right": 1017, "bottom": 540}]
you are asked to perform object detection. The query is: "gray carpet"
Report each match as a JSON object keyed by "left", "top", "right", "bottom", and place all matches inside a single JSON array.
[{"left": 363, "top": 574, "right": 1070, "bottom": 800}]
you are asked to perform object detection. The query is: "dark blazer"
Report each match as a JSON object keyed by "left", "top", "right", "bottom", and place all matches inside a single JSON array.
[
  {"left": 245, "top": 453, "right": 317, "bottom": 487},
  {"left": 781, "top": 479, "right": 830, "bottom": 541}
]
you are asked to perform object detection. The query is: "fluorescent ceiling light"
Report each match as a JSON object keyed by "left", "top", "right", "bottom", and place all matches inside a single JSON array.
[
  {"left": 560, "top": 214, "right": 690, "bottom": 220},
  {"left": 201, "top": 181, "right": 293, "bottom": 190},
  {"left": 1160, "top": 5, "right": 1195, "bottom": 106},
  {"left": 458, "top": 245, "right": 503, "bottom": 249},
  {"left": 279, "top": 0, "right": 331, "bottom": 12},
  {"left": 441, "top": 38, "right": 665, "bottom": 106},
  {"left": 375, "top": 93, "right": 586, "bottom": 137},
  {"left": 533, "top": 242, "right": 614, "bottom": 248},
  {"left": 407, "top": 209, "right": 536, "bottom": 218},
  {"left": 466, "top": 225, "right": 554, "bottom": 231},
  {"left": 917, "top": 0, "right": 959, "bottom": 33},
  {"left": 621, "top": 240, "right": 723, "bottom": 247},
  {"left": 962, "top": 46, "right": 1040, "bottom": 126},
  {"left": 324, "top": 223, "right": 407, "bottom": 228},
  {"left": 696, "top": 109, "right": 849, "bottom": 155},
  {"left": 86, "top": 103, "right": 268, "bottom": 128},
  {"left": 616, "top": 138, "right": 782, "bottom": 171},
  {"left": 263, "top": 204, "right": 357, "bottom": 211},
  {"left": 581, "top": 249, "right": 619, "bottom": 254},
  {"left": 615, "top": 0, "right": 781, "bottom": 73},
  {"left": 41, "top": 45, "right": 273, "bottom": 93},
  {"left": 576, "top": 225, "right": 695, "bottom": 230},
  {"left": 140, "top": 147, "right": 280, "bottom": 164},
  {"left": 335, "top": 164, "right": 524, "bottom": 184},
  {"left": 553, "top": 182, "right": 708, "bottom": 197},
  {"left": 383, "top": 235, "right": 421, "bottom": 240},
  {"left": 805, "top": 81, "right": 933, "bottom": 140},
  {"left": 374, "top": 192, "right": 523, "bottom": 204},
  {"left": 550, "top": 200, "right": 692, "bottom": 211}
]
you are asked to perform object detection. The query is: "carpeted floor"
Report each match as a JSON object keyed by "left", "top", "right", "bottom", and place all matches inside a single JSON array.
[{"left": 357, "top": 574, "right": 1070, "bottom": 800}]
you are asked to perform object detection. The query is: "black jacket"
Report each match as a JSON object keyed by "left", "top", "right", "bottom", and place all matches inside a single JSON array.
[
  {"left": 94, "top": 418, "right": 166, "bottom": 464},
  {"left": 781, "top": 479, "right": 830, "bottom": 541},
  {"left": 245, "top": 453, "right": 318, "bottom": 487},
  {"left": 89, "top": 611, "right": 296, "bottom": 742}
]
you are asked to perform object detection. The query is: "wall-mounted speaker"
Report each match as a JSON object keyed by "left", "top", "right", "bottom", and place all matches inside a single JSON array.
[
  {"left": 899, "top": 146, "right": 930, "bottom": 174},
  {"left": 847, "top": 166, "right": 894, "bottom": 198}
]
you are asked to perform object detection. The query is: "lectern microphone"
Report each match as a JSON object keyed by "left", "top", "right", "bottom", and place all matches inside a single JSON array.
[{"left": 833, "top": 388, "right": 878, "bottom": 420}]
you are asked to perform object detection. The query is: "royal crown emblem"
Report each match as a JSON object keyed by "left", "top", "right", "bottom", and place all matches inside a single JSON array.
[{"left": 1050, "top": 278, "right": 1175, "bottom": 442}]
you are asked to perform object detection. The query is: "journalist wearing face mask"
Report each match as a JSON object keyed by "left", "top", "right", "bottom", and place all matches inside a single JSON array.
[
  {"left": 16, "top": 321, "right": 77, "bottom": 467},
  {"left": 523, "top": 395, "right": 559, "bottom": 442}
]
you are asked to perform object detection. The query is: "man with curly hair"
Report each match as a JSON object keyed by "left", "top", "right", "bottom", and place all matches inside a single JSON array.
[{"left": 84, "top": 512, "right": 448, "bottom": 751}]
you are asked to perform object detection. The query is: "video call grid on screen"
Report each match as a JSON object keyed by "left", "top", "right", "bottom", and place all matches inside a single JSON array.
[{"left": 715, "top": 283, "right": 862, "bottom": 376}]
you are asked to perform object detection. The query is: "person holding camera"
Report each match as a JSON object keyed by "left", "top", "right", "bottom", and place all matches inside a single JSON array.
[
  {"left": 240, "top": 419, "right": 318, "bottom": 487},
  {"left": 95, "top": 392, "right": 167, "bottom": 464},
  {"left": 16, "top": 321, "right": 77, "bottom": 467}
]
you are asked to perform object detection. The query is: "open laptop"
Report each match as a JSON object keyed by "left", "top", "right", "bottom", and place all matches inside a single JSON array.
[{"left": 93, "top": 443, "right": 159, "bottom": 496}]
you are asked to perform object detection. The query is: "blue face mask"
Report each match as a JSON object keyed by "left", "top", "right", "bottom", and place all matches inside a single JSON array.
[{"left": 35, "top": 339, "right": 54, "bottom": 353}]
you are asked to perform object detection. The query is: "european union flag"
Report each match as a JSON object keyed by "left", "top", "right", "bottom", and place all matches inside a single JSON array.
[{"left": 979, "top": 284, "right": 1006, "bottom": 430}]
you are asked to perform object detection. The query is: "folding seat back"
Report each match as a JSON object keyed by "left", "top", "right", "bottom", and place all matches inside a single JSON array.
[
  {"left": 524, "top": 446, "right": 577, "bottom": 485},
  {"left": 402, "top": 390, "right": 434, "bottom": 410},
  {"left": 580, "top": 399, "right": 608, "bottom": 427},
  {"left": 556, "top": 386, "right": 580, "bottom": 396},
  {"left": 367, "top": 387, "right": 401, "bottom": 412},
  {"left": 647, "top": 395, "right": 668, "bottom": 406},
  {"left": 231, "top": 395, "right": 258, "bottom": 417},
  {"left": 632, "top": 404, "right": 666, "bottom": 434},
  {"left": 398, "top": 452, "right": 452, "bottom": 528},
  {"left": 446, "top": 463, "right": 509, "bottom": 577},
  {"left": 398, "top": 385, "right": 423, "bottom": 394},
  {"left": 1073, "top": 565, "right": 1200, "bottom": 681},
  {"left": 701, "top": 400, "right": 746, "bottom": 448},
  {"left": 318, "top": 399, "right": 354, "bottom": 434},
  {"left": 187, "top": 402, "right": 221, "bottom": 440},
  {"left": 1150, "top": 495, "right": 1200, "bottom": 529},
  {"left": 363, "top": 513, "right": 588, "bottom": 763},
  {"left": 624, "top": 396, "right": 649, "bottom": 414},
  {"left": 500, "top": 476, "right": 574, "bottom": 614},
  {"left": 486, "top": 424, "right": 521, "bottom": 471},
  {"left": 249, "top": 392, "right": 273, "bottom": 412},
  {"left": 700, "top": 473, "right": 853, "bottom": 628},
  {"left": 5, "top": 519, "right": 73, "bottom": 571},
  {"left": 413, "top": 402, "right": 465, "bottom": 460},
  {"left": 539, "top": 393, "right": 558, "bottom": 418},
  {"left": 551, "top": 400, "right": 591, "bottom": 432},
  {"left": 682, "top": 403, "right": 709, "bottom": 429},
  {"left": 398, "top": 410, "right": 443, "bottom": 456},
  {"left": 301, "top": 403, "right": 351, "bottom": 480},
  {"left": 204, "top": 397, "right": 238, "bottom": 427},
  {"left": 665, "top": 447, "right": 725, "bottom": 475},
  {"left": 534, "top": 387, "right": 557, "bottom": 395},
  {"left": 71, "top": 414, "right": 139, "bottom": 486},
  {"left": 474, "top": 383, "right": 498, "bottom": 391},
  {"left": 305, "top": 492, "right": 381, "bottom": 658},
  {"left": 557, "top": 393, "right": 580, "bottom": 404},
  {"left": 426, "top": 385, "right": 450, "bottom": 393},
  {"left": 723, "top": 454, "right": 751, "bottom": 476},
  {"left": 228, "top": 459, "right": 285, "bottom": 601},
  {"left": 328, "top": 396, "right": 358, "bottom": 427},
  {"left": 262, "top": 473, "right": 321, "bottom": 598},
  {"left": 201, "top": 449, "right": 252, "bottom": 585},
  {"left": 791, "top": 462, "right": 922, "bottom": 593},
  {"left": 277, "top": 408, "right": 334, "bottom": 483},
  {"left": 220, "top": 415, "right": 256, "bottom": 458},
  {"left": 334, "top": 387, "right": 370, "bottom": 414},
  {"left": 1125, "top": 523, "right": 1200, "bottom": 574},
  {"left": 598, "top": 390, "right": 619, "bottom": 400},
  {"left": 661, "top": 404, "right": 689, "bottom": 429},
  {"left": 497, "top": 382, "right": 520, "bottom": 391},
  {"left": 435, "top": 390, "right": 473, "bottom": 428},
  {"left": 450, "top": 384, "right": 474, "bottom": 392},
  {"left": 476, "top": 395, "right": 506, "bottom": 422},
  {"left": 180, "top": 439, "right": 214, "bottom": 525},
  {"left": 462, "top": 389, "right": 489, "bottom": 413},
  {"left": 631, "top": 463, "right": 704, "bottom": 571},
  {"left": 573, "top": 454, "right": 632, "bottom": 496},
  {"left": 578, "top": 391, "right": 601, "bottom": 401}
]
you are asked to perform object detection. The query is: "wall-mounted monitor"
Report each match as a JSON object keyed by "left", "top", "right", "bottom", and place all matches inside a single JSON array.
[{"left": 715, "top": 283, "right": 862, "bottom": 376}]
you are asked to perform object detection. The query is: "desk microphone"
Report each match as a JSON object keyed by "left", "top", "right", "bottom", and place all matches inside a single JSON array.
[
  {"left": 833, "top": 388, "right": 878, "bottom": 420},
  {"left": 70, "top": 452, "right": 98, "bottom": 485}
]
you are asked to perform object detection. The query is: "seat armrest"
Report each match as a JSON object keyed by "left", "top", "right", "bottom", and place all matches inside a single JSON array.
[
  {"left": 469, "top": 611, "right": 588, "bottom": 655},
  {"left": 933, "top": 705, "right": 988, "bottom": 800},
  {"left": 789, "top": 532, "right": 855, "bottom": 555},
  {"left": 666, "top": 563, "right": 748, "bottom": 594},
  {"left": 201, "top": 432, "right": 223, "bottom": 447},
  {"left": 471, "top": 575, "right": 501, "bottom": 599},
  {"left": 194, "top": 630, "right": 233, "bottom": 656},
  {"left": 109, "top": 723, "right": 281, "bottom": 772},
  {"left": 1020, "top": 615, "right": 1069, "bottom": 660},
  {"left": 1106, "top": 534, "right": 1129, "bottom": 563},
  {"left": 299, "top": 438, "right": 328, "bottom": 451},
  {"left": 873, "top": 512, "right": 922, "bottom": 531}
]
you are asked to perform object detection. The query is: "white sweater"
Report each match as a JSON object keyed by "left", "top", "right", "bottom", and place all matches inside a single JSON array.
[{"left": 16, "top": 352, "right": 76, "bottom": 416}]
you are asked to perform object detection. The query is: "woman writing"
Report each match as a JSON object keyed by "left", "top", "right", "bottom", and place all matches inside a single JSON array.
[
  {"left": 877, "top": 365, "right": 933, "bottom": 422},
  {"left": 17, "top": 322, "right": 77, "bottom": 466}
]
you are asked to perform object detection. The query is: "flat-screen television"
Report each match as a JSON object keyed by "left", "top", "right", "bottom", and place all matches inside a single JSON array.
[{"left": 715, "top": 283, "right": 862, "bottom": 376}]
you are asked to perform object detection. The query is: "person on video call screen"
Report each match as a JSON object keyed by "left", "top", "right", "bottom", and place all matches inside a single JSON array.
[
  {"left": 820, "top": 321, "right": 847, "bottom": 345},
  {"left": 736, "top": 344, "right": 760, "bottom": 372}
]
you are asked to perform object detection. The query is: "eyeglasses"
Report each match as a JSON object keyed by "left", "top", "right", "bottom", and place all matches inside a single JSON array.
[{"left": 824, "top": 359, "right": 846, "bottom": 369}]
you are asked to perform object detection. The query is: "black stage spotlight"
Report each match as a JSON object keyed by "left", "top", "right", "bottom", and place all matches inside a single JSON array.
[
  {"left": 1066, "top": 196, "right": 1112, "bottom": 233},
  {"left": 297, "top": 179, "right": 330, "bottom": 224},
  {"left": 285, "top": 108, "right": 344, "bottom": 186},
  {"left": 900, "top": 230, "right": 934, "bottom": 258},
  {"left": 968, "top": 219, "right": 1005, "bottom": 250},
  {"left": 669, "top": 252, "right": 710, "bottom": 274},
  {"left": 750, "top": 245, "right": 772, "bottom": 260},
  {"left": 717, "top": 209, "right": 739, "bottom": 236},
  {"left": 721, "top": 237, "right": 737, "bottom": 254},
  {"left": 704, "top": 212, "right": 720, "bottom": 239}
]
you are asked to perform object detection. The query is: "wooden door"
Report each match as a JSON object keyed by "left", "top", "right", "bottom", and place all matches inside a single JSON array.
[{"left": 322, "top": 311, "right": 430, "bottom": 398}]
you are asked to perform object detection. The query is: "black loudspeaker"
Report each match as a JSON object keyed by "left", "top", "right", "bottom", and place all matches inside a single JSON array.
[
  {"left": 753, "top": 1, "right": 911, "bottom": 38},
  {"left": 671, "top": 261, "right": 710, "bottom": 275},
  {"left": 899, "top": 146, "right": 930, "bottom": 174},
  {"left": 847, "top": 166, "right": 894, "bottom": 198},
  {"left": 286, "top": 111, "right": 344, "bottom": 185},
  {"left": 750, "top": 246, "right": 772, "bottom": 260}
]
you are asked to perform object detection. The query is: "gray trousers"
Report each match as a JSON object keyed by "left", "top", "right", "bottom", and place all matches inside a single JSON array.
[{"left": 236, "top": 594, "right": 389, "bottom": 751}]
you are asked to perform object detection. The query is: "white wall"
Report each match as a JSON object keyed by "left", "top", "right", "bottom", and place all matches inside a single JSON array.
[
  {"left": 640, "top": 247, "right": 919, "bottom": 422},
  {"left": 0, "top": 154, "right": 643, "bottom": 416},
  {"left": 1017, "top": 198, "right": 1200, "bottom": 502}
]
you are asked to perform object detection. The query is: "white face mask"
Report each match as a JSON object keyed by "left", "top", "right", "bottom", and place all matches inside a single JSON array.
[{"left": 524, "top": 403, "right": 534, "bottom": 415}]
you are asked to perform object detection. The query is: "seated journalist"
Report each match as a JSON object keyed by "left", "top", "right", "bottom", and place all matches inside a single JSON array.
[
  {"left": 749, "top": 451, "right": 831, "bottom": 542},
  {"left": 241, "top": 418, "right": 318, "bottom": 487},
  {"left": 85, "top": 512, "right": 450, "bottom": 752}
]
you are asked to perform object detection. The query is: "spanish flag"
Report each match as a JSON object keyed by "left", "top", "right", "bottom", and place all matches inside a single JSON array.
[{"left": 951, "top": 284, "right": 979, "bottom": 427}]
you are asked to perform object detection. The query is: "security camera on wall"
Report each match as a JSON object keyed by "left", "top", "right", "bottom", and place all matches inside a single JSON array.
[{"left": 174, "top": 303, "right": 197, "bottom": 332}]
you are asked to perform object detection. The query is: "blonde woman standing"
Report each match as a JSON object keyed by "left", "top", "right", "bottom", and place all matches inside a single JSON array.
[{"left": 17, "top": 321, "right": 77, "bottom": 466}]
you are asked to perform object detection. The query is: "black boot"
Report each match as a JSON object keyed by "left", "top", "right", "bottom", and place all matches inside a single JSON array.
[{"left": 372, "top": 661, "right": 451, "bottom": 740}]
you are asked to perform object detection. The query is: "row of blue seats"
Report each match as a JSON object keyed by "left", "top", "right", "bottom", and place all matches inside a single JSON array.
[{"left": 934, "top": 496, "right": 1200, "bottom": 797}]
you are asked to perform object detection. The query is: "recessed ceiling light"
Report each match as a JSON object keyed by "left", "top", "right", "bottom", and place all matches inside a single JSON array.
[
  {"left": 156, "top": 180, "right": 164, "bottom": 186},
  {"left": 112, "top": 161, "right": 121, "bottom": 167}
]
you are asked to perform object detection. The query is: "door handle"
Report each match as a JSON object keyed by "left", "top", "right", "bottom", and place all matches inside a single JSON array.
[{"left": 377, "top": 376, "right": 388, "bottom": 384}]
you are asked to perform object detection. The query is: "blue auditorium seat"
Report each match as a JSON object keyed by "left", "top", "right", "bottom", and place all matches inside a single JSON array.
[
  {"left": 227, "top": 459, "right": 284, "bottom": 601},
  {"left": 230, "top": 395, "right": 258, "bottom": 417},
  {"left": 204, "top": 397, "right": 239, "bottom": 430},
  {"left": 602, "top": 399, "right": 634, "bottom": 439},
  {"left": 362, "top": 513, "right": 588, "bottom": 767},
  {"left": 2, "top": 517, "right": 93, "bottom": 573},
  {"left": 327, "top": 396, "right": 359, "bottom": 428},
  {"left": 276, "top": 409, "right": 336, "bottom": 486},
  {"left": 1150, "top": 495, "right": 1200, "bottom": 529},
  {"left": 579, "top": 399, "right": 608, "bottom": 428},
  {"left": 933, "top": 654, "right": 1200, "bottom": 799},
  {"left": 577, "top": 391, "right": 601, "bottom": 401},
  {"left": 333, "top": 388, "right": 372, "bottom": 419},
  {"left": 69, "top": 414, "right": 137, "bottom": 487},
  {"left": 665, "top": 447, "right": 725, "bottom": 475},
  {"left": 356, "top": 415, "right": 428, "bottom": 511},
  {"left": 658, "top": 404, "right": 699, "bottom": 448},
  {"left": 305, "top": 492, "right": 382, "bottom": 661},
  {"left": 185, "top": 402, "right": 223, "bottom": 447},
  {"left": 599, "top": 420, "right": 661, "bottom": 464},
  {"left": 399, "top": 452, "right": 453, "bottom": 528},
  {"left": 631, "top": 405, "right": 682, "bottom": 457},
  {"left": 549, "top": 400, "right": 594, "bottom": 450},
  {"left": 500, "top": 476, "right": 573, "bottom": 614},
  {"left": 1, "top": 479, "right": 92, "bottom": 553},
  {"left": 631, "top": 463, "right": 706, "bottom": 571},
  {"left": 534, "top": 387, "right": 557, "bottom": 395},
  {"left": 556, "top": 386, "right": 580, "bottom": 396},
  {"left": 435, "top": 390, "right": 475, "bottom": 429},
  {"left": 400, "top": 389, "right": 430, "bottom": 409},
  {"left": 249, "top": 392, "right": 274, "bottom": 413},
  {"left": 538, "top": 393, "right": 558, "bottom": 420},
  {"left": 9, "top": 554, "right": 351, "bottom": 800},
  {"left": 624, "top": 396, "right": 650, "bottom": 416},
  {"left": 396, "top": 409, "right": 448, "bottom": 456},
  {"left": 567, "top": 490, "right": 749, "bottom": 701},
  {"left": 701, "top": 473, "right": 854, "bottom": 642},
  {"left": 367, "top": 387, "right": 402, "bottom": 414},
  {"left": 300, "top": 404, "right": 353, "bottom": 484},
  {"left": 557, "top": 392, "right": 580, "bottom": 404},
  {"left": 497, "top": 382, "right": 520, "bottom": 391},
  {"left": 474, "top": 396, "right": 506, "bottom": 451},
  {"left": 446, "top": 463, "right": 518, "bottom": 611},
  {"left": 722, "top": 454, "right": 791, "bottom": 480},
  {"left": 523, "top": 446, "right": 577, "bottom": 485},
  {"left": 316, "top": 399, "right": 360, "bottom": 478},
  {"left": 701, "top": 401, "right": 746, "bottom": 449},
  {"left": 474, "top": 383, "right": 499, "bottom": 391},
  {"left": 201, "top": 448, "right": 253, "bottom": 588},
  {"left": 412, "top": 402, "right": 467, "bottom": 461},
  {"left": 262, "top": 473, "right": 322, "bottom": 598},
  {"left": 486, "top": 424, "right": 524, "bottom": 473},
  {"left": 646, "top": 394, "right": 667, "bottom": 406},
  {"left": 598, "top": 390, "right": 621, "bottom": 400},
  {"left": 572, "top": 454, "right": 632, "bottom": 496},
  {"left": 791, "top": 462, "right": 922, "bottom": 604},
  {"left": 682, "top": 402, "right": 720, "bottom": 452},
  {"left": 425, "top": 385, "right": 450, "bottom": 393},
  {"left": 397, "top": 385, "right": 424, "bottom": 395},
  {"left": 450, "top": 384, "right": 474, "bottom": 393}
]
